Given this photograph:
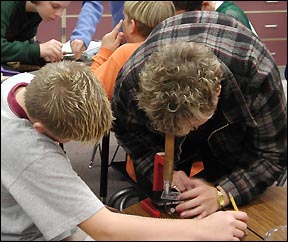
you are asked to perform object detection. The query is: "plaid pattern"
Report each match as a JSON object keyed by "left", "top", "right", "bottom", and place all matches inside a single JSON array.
[{"left": 111, "top": 11, "right": 287, "bottom": 205}]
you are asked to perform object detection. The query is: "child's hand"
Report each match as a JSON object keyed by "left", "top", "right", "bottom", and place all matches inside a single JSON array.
[
  {"left": 100, "top": 20, "right": 125, "bottom": 52},
  {"left": 40, "top": 39, "right": 63, "bottom": 62},
  {"left": 70, "top": 39, "right": 86, "bottom": 60}
]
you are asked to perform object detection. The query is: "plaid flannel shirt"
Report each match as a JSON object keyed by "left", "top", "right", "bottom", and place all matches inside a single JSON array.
[{"left": 111, "top": 11, "right": 287, "bottom": 205}]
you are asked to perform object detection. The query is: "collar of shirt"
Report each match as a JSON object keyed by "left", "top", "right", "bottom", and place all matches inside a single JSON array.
[
  {"left": 215, "top": 1, "right": 224, "bottom": 10},
  {"left": 7, "top": 82, "right": 29, "bottom": 119}
]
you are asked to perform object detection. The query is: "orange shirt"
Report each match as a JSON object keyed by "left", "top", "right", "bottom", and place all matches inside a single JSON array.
[{"left": 91, "top": 42, "right": 143, "bottom": 100}]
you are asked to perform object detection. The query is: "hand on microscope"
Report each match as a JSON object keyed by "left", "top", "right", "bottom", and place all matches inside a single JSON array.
[{"left": 172, "top": 170, "right": 221, "bottom": 219}]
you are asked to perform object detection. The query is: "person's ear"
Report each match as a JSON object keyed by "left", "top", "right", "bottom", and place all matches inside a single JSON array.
[
  {"left": 129, "top": 19, "right": 138, "bottom": 34},
  {"left": 33, "top": 122, "right": 46, "bottom": 134},
  {"left": 216, "top": 84, "right": 222, "bottom": 96},
  {"left": 202, "top": 1, "right": 214, "bottom": 11}
]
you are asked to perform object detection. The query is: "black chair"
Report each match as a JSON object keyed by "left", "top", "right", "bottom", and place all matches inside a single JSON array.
[
  {"left": 106, "top": 159, "right": 146, "bottom": 211},
  {"left": 89, "top": 132, "right": 145, "bottom": 208},
  {"left": 88, "top": 132, "right": 111, "bottom": 203}
]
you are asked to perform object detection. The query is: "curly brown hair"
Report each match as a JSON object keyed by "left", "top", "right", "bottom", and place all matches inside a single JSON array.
[{"left": 137, "top": 42, "right": 223, "bottom": 135}]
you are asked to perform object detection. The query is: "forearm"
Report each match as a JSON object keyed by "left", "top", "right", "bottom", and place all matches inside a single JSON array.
[
  {"left": 80, "top": 206, "right": 248, "bottom": 241},
  {"left": 70, "top": 1, "right": 103, "bottom": 47},
  {"left": 219, "top": 156, "right": 285, "bottom": 206},
  {"left": 218, "top": 89, "right": 286, "bottom": 205},
  {"left": 1, "top": 39, "right": 41, "bottom": 64},
  {"left": 106, "top": 213, "right": 202, "bottom": 241},
  {"left": 91, "top": 48, "right": 113, "bottom": 72},
  {"left": 81, "top": 208, "right": 199, "bottom": 241}
]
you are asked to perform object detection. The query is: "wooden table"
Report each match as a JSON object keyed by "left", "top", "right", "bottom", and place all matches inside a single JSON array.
[
  {"left": 122, "top": 186, "right": 287, "bottom": 241},
  {"left": 239, "top": 186, "right": 287, "bottom": 240}
]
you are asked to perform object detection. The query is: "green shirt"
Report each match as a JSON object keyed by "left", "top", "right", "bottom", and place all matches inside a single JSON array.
[
  {"left": 216, "top": 1, "right": 252, "bottom": 30},
  {"left": 1, "top": 1, "right": 44, "bottom": 66}
]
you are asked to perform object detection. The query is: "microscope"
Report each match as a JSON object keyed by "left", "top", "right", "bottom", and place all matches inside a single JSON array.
[{"left": 141, "top": 134, "right": 181, "bottom": 216}]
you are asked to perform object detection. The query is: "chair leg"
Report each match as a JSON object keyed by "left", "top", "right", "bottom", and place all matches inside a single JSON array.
[
  {"left": 100, "top": 132, "right": 110, "bottom": 203},
  {"left": 109, "top": 144, "right": 121, "bottom": 165},
  {"left": 88, "top": 143, "right": 100, "bottom": 169},
  {"left": 88, "top": 131, "right": 126, "bottom": 203}
]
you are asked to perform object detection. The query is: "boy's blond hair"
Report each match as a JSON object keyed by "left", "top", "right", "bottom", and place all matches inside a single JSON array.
[
  {"left": 137, "top": 42, "right": 223, "bottom": 135},
  {"left": 124, "top": 1, "right": 175, "bottom": 38},
  {"left": 24, "top": 61, "right": 112, "bottom": 143}
]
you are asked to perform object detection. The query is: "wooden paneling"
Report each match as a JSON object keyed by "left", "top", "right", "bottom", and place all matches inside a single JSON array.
[
  {"left": 92, "top": 17, "right": 113, "bottom": 40},
  {"left": 66, "top": 1, "right": 82, "bottom": 15},
  {"left": 247, "top": 12, "right": 287, "bottom": 39},
  {"left": 36, "top": 1, "right": 113, "bottom": 43},
  {"left": 37, "top": 18, "right": 62, "bottom": 42},
  {"left": 234, "top": 1, "right": 287, "bottom": 12},
  {"left": 263, "top": 40, "right": 287, "bottom": 66}
]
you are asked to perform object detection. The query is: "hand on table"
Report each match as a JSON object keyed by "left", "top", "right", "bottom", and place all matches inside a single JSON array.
[
  {"left": 100, "top": 19, "right": 125, "bottom": 52},
  {"left": 172, "top": 170, "right": 220, "bottom": 218},
  {"left": 70, "top": 39, "right": 86, "bottom": 60},
  {"left": 40, "top": 39, "right": 63, "bottom": 62},
  {"left": 198, "top": 210, "right": 248, "bottom": 241}
]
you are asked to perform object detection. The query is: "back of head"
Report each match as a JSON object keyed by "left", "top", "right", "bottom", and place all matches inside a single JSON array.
[
  {"left": 172, "top": 1, "right": 203, "bottom": 12},
  {"left": 137, "top": 42, "right": 223, "bottom": 135},
  {"left": 24, "top": 61, "right": 112, "bottom": 143},
  {"left": 124, "top": 1, "right": 175, "bottom": 38}
]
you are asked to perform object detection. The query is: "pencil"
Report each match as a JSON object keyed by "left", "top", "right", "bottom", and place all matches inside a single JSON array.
[
  {"left": 229, "top": 192, "right": 248, "bottom": 236},
  {"left": 229, "top": 192, "right": 239, "bottom": 211}
]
